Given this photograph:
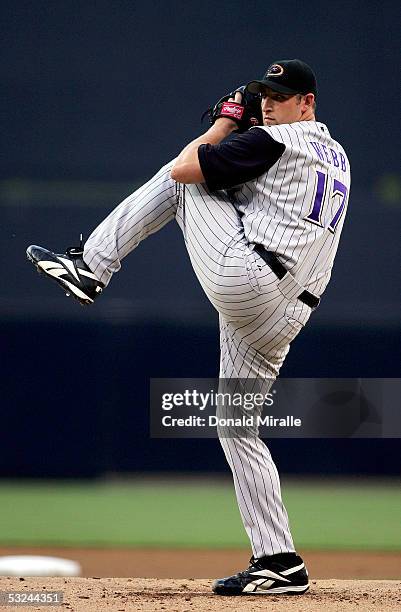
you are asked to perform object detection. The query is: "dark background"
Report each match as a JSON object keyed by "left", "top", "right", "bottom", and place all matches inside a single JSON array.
[{"left": 1, "top": 0, "right": 400, "bottom": 478}]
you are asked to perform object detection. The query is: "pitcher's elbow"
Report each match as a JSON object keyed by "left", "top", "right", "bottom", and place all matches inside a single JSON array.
[
  {"left": 170, "top": 163, "right": 204, "bottom": 184},
  {"left": 170, "top": 165, "right": 182, "bottom": 182}
]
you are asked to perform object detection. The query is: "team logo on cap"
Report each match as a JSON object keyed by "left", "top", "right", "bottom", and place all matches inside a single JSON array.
[{"left": 266, "top": 64, "right": 284, "bottom": 77}]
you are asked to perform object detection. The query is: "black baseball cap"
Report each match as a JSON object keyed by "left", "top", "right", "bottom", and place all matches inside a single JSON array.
[{"left": 247, "top": 59, "right": 317, "bottom": 97}]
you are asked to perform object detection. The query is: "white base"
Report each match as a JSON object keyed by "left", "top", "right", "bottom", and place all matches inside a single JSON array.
[{"left": 0, "top": 556, "right": 81, "bottom": 577}]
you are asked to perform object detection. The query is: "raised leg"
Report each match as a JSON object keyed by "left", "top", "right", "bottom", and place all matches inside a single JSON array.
[{"left": 84, "top": 161, "right": 179, "bottom": 286}]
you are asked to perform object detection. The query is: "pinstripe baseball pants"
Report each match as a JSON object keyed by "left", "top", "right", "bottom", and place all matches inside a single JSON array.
[{"left": 84, "top": 160, "right": 312, "bottom": 558}]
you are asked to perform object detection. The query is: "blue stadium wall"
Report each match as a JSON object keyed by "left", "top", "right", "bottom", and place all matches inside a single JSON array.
[{"left": 1, "top": 1, "right": 400, "bottom": 477}]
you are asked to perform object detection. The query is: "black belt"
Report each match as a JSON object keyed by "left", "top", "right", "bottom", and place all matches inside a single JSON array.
[{"left": 253, "top": 245, "right": 320, "bottom": 309}]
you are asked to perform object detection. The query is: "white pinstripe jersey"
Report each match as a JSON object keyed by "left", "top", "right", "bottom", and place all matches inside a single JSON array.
[{"left": 234, "top": 121, "right": 351, "bottom": 297}]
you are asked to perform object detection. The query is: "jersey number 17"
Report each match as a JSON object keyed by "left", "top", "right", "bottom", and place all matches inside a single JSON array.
[{"left": 305, "top": 170, "right": 348, "bottom": 234}]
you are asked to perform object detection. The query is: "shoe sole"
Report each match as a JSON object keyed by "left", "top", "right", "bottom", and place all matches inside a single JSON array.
[{"left": 26, "top": 251, "right": 93, "bottom": 306}]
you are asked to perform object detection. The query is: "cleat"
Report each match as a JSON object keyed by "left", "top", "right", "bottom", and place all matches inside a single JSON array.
[
  {"left": 212, "top": 553, "right": 309, "bottom": 596},
  {"left": 26, "top": 237, "right": 104, "bottom": 306}
]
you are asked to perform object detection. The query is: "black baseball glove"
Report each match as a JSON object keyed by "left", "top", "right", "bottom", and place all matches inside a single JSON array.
[{"left": 202, "top": 85, "right": 263, "bottom": 133}]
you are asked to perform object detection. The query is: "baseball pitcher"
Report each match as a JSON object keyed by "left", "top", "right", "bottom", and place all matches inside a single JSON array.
[{"left": 27, "top": 59, "right": 351, "bottom": 595}]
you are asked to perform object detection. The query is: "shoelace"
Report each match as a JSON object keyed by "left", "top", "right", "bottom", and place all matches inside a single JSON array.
[
  {"left": 239, "top": 555, "right": 294, "bottom": 579},
  {"left": 66, "top": 233, "right": 84, "bottom": 257},
  {"left": 236, "top": 556, "right": 265, "bottom": 578}
]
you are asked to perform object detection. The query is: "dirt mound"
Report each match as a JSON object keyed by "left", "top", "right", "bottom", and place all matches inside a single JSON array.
[{"left": 0, "top": 577, "right": 400, "bottom": 611}]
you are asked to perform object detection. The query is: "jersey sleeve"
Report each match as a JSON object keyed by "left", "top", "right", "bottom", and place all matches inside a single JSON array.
[{"left": 198, "top": 128, "right": 285, "bottom": 192}]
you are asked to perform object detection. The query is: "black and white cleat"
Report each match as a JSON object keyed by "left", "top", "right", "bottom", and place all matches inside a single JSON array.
[
  {"left": 212, "top": 553, "right": 309, "bottom": 596},
  {"left": 26, "top": 236, "right": 104, "bottom": 306}
]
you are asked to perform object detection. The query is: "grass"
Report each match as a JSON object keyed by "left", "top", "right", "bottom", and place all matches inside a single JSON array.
[{"left": 0, "top": 479, "right": 399, "bottom": 551}]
